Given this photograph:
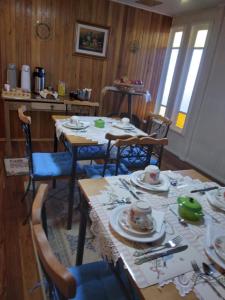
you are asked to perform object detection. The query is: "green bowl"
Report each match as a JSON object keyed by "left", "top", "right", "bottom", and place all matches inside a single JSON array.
[{"left": 177, "top": 196, "right": 204, "bottom": 221}]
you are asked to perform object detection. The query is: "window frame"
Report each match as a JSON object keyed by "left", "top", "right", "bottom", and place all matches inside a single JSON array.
[{"left": 171, "top": 23, "right": 210, "bottom": 134}]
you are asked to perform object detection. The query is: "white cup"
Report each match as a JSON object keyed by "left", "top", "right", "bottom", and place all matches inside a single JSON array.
[
  {"left": 4, "top": 83, "right": 10, "bottom": 91},
  {"left": 121, "top": 117, "right": 130, "bottom": 125},
  {"left": 70, "top": 116, "right": 80, "bottom": 126},
  {"left": 144, "top": 165, "right": 160, "bottom": 185},
  {"left": 129, "top": 201, "right": 154, "bottom": 231}
]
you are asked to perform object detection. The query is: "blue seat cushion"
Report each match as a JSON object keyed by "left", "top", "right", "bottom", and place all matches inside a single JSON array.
[
  {"left": 121, "top": 155, "right": 158, "bottom": 169},
  {"left": 64, "top": 141, "right": 107, "bottom": 160},
  {"left": 32, "top": 152, "right": 83, "bottom": 178},
  {"left": 84, "top": 163, "right": 129, "bottom": 179},
  {"left": 68, "top": 261, "right": 136, "bottom": 300}
]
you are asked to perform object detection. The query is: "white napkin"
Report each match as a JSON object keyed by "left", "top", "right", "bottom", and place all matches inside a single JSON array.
[{"left": 152, "top": 209, "right": 165, "bottom": 233}]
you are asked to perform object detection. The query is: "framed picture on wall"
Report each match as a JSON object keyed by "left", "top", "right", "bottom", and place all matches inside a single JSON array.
[{"left": 74, "top": 21, "right": 110, "bottom": 58}]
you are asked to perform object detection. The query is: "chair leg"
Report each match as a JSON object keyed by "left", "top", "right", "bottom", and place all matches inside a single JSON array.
[
  {"left": 21, "top": 177, "right": 31, "bottom": 202},
  {"left": 22, "top": 179, "right": 36, "bottom": 225},
  {"left": 52, "top": 178, "right": 56, "bottom": 189}
]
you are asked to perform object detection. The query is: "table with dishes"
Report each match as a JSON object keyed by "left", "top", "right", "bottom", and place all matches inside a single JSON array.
[
  {"left": 52, "top": 115, "right": 147, "bottom": 229},
  {"left": 77, "top": 169, "right": 225, "bottom": 300}
]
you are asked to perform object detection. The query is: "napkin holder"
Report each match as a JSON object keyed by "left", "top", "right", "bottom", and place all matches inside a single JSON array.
[{"left": 95, "top": 119, "right": 105, "bottom": 128}]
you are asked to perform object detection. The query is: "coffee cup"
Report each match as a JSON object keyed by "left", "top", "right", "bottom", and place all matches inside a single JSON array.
[
  {"left": 129, "top": 201, "right": 154, "bottom": 232},
  {"left": 70, "top": 116, "right": 80, "bottom": 126},
  {"left": 144, "top": 165, "right": 160, "bottom": 185},
  {"left": 121, "top": 117, "right": 130, "bottom": 125}
]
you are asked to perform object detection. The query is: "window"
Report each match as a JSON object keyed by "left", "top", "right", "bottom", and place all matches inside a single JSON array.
[
  {"left": 159, "top": 31, "right": 183, "bottom": 117},
  {"left": 156, "top": 25, "right": 209, "bottom": 131},
  {"left": 175, "top": 29, "right": 208, "bottom": 129}
]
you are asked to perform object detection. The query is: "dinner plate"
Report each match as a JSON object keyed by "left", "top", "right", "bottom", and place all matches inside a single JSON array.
[
  {"left": 206, "top": 190, "right": 225, "bottom": 211},
  {"left": 118, "top": 208, "right": 156, "bottom": 237},
  {"left": 62, "top": 120, "right": 90, "bottom": 130},
  {"left": 109, "top": 206, "right": 166, "bottom": 243},
  {"left": 130, "top": 171, "right": 170, "bottom": 192},
  {"left": 112, "top": 122, "right": 135, "bottom": 130},
  {"left": 213, "top": 235, "right": 225, "bottom": 262}
]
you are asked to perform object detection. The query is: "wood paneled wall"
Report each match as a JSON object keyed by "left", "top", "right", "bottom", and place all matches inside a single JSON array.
[{"left": 0, "top": 0, "right": 172, "bottom": 138}]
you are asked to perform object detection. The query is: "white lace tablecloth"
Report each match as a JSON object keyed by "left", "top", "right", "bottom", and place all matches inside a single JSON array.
[
  {"left": 55, "top": 116, "right": 146, "bottom": 144},
  {"left": 89, "top": 171, "right": 225, "bottom": 299}
]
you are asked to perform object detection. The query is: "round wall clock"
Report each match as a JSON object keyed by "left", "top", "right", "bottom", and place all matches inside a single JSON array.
[{"left": 36, "top": 22, "right": 51, "bottom": 40}]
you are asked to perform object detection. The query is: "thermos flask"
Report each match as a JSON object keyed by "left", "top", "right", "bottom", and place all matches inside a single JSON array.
[
  {"left": 21, "top": 65, "right": 31, "bottom": 92},
  {"left": 34, "top": 67, "right": 45, "bottom": 93},
  {"left": 7, "top": 64, "right": 17, "bottom": 89}
]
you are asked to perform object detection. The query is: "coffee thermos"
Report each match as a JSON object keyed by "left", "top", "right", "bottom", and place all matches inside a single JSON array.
[
  {"left": 7, "top": 64, "right": 17, "bottom": 89},
  {"left": 34, "top": 67, "right": 45, "bottom": 93},
  {"left": 21, "top": 65, "right": 31, "bottom": 92}
]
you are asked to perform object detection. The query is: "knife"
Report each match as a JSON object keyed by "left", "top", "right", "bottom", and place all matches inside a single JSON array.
[
  {"left": 134, "top": 245, "right": 188, "bottom": 265},
  {"left": 119, "top": 178, "right": 141, "bottom": 201},
  {"left": 190, "top": 186, "right": 218, "bottom": 193}
]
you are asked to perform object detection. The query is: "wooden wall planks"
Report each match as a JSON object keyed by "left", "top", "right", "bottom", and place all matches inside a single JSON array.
[{"left": 0, "top": 0, "right": 172, "bottom": 139}]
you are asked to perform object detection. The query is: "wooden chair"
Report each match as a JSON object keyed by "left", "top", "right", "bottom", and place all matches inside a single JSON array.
[
  {"left": 32, "top": 184, "right": 138, "bottom": 300},
  {"left": 18, "top": 105, "right": 83, "bottom": 222},
  {"left": 64, "top": 99, "right": 99, "bottom": 116},
  {"left": 143, "top": 112, "right": 172, "bottom": 139},
  {"left": 84, "top": 133, "right": 168, "bottom": 178}
]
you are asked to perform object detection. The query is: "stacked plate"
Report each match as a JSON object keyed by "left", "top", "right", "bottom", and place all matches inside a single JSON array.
[
  {"left": 112, "top": 122, "right": 135, "bottom": 130},
  {"left": 130, "top": 170, "right": 170, "bottom": 192},
  {"left": 205, "top": 225, "right": 225, "bottom": 269},
  {"left": 206, "top": 189, "right": 225, "bottom": 211},
  {"left": 109, "top": 205, "right": 165, "bottom": 243},
  {"left": 62, "top": 120, "right": 90, "bottom": 130}
]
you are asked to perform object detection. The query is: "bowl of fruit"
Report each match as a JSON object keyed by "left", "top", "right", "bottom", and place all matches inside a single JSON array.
[{"left": 114, "top": 76, "right": 144, "bottom": 92}]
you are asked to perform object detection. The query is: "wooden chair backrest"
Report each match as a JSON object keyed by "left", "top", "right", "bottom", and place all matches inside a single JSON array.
[
  {"left": 32, "top": 184, "right": 76, "bottom": 299},
  {"left": 147, "top": 112, "right": 172, "bottom": 126},
  {"left": 18, "top": 105, "right": 31, "bottom": 124},
  {"left": 115, "top": 136, "right": 168, "bottom": 147}
]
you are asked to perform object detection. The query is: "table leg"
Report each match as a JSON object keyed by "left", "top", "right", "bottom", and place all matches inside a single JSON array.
[
  {"left": 76, "top": 190, "right": 88, "bottom": 266},
  {"left": 67, "top": 145, "right": 78, "bottom": 230},
  {"left": 4, "top": 101, "right": 12, "bottom": 156},
  {"left": 127, "top": 94, "right": 132, "bottom": 122},
  {"left": 52, "top": 128, "right": 58, "bottom": 189}
]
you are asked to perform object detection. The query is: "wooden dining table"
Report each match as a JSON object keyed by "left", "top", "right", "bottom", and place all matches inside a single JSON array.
[
  {"left": 77, "top": 169, "right": 210, "bottom": 300},
  {"left": 51, "top": 115, "right": 147, "bottom": 229}
]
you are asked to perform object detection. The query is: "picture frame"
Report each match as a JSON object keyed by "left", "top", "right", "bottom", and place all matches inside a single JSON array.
[{"left": 74, "top": 21, "right": 110, "bottom": 58}]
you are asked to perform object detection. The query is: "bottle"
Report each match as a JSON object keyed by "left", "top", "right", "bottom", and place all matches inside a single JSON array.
[
  {"left": 21, "top": 65, "right": 31, "bottom": 92},
  {"left": 34, "top": 67, "right": 45, "bottom": 93},
  {"left": 7, "top": 64, "right": 17, "bottom": 89},
  {"left": 58, "top": 81, "right": 65, "bottom": 96}
]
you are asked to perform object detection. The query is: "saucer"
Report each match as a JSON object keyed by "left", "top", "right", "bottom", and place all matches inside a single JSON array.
[
  {"left": 206, "top": 190, "right": 225, "bottom": 211},
  {"left": 112, "top": 122, "right": 134, "bottom": 130},
  {"left": 62, "top": 120, "right": 90, "bottom": 130},
  {"left": 213, "top": 236, "right": 225, "bottom": 262},
  {"left": 130, "top": 171, "right": 170, "bottom": 192}
]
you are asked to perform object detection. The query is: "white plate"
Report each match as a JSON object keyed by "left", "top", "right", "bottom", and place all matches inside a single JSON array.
[
  {"left": 213, "top": 235, "right": 225, "bottom": 262},
  {"left": 206, "top": 190, "right": 225, "bottom": 211},
  {"left": 109, "top": 206, "right": 166, "bottom": 243},
  {"left": 62, "top": 120, "right": 90, "bottom": 130},
  {"left": 118, "top": 209, "right": 156, "bottom": 237},
  {"left": 130, "top": 171, "right": 170, "bottom": 192},
  {"left": 113, "top": 122, "right": 135, "bottom": 130}
]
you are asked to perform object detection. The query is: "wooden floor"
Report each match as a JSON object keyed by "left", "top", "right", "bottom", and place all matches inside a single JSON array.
[{"left": 0, "top": 141, "right": 206, "bottom": 300}]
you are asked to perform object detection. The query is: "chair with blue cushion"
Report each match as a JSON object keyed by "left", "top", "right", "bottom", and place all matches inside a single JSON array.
[
  {"left": 18, "top": 106, "right": 83, "bottom": 223},
  {"left": 83, "top": 133, "right": 136, "bottom": 179},
  {"left": 121, "top": 113, "right": 172, "bottom": 170},
  {"left": 32, "top": 184, "right": 140, "bottom": 300}
]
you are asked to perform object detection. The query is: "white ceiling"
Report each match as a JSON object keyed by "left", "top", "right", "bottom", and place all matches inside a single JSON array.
[{"left": 111, "top": 0, "right": 224, "bottom": 16}]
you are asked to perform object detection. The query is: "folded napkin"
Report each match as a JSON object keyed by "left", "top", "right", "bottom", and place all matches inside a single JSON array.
[{"left": 152, "top": 209, "right": 165, "bottom": 233}]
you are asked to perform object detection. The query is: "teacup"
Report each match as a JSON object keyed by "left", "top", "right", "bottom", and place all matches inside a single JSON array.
[
  {"left": 144, "top": 165, "right": 160, "bottom": 185},
  {"left": 121, "top": 117, "right": 130, "bottom": 125},
  {"left": 70, "top": 116, "right": 80, "bottom": 126},
  {"left": 217, "top": 187, "right": 225, "bottom": 200},
  {"left": 129, "top": 201, "right": 154, "bottom": 232}
]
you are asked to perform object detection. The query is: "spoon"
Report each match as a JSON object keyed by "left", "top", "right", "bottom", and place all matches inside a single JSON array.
[
  {"left": 202, "top": 263, "right": 225, "bottom": 290},
  {"left": 169, "top": 207, "right": 188, "bottom": 227}
]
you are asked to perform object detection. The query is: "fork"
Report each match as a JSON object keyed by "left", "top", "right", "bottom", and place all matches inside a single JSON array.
[
  {"left": 191, "top": 260, "right": 225, "bottom": 299},
  {"left": 133, "top": 235, "right": 182, "bottom": 257}
]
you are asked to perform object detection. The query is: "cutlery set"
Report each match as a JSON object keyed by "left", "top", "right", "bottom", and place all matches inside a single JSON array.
[{"left": 191, "top": 260, "right": 225, "bottom": 298}]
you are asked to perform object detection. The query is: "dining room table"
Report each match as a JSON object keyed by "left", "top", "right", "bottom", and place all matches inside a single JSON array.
[
  {"left": 77, "top": 169, "right": 225, "bottom": 300},
  {"left": 52, "top": 115, "right": 147, "bottom": 229}
]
